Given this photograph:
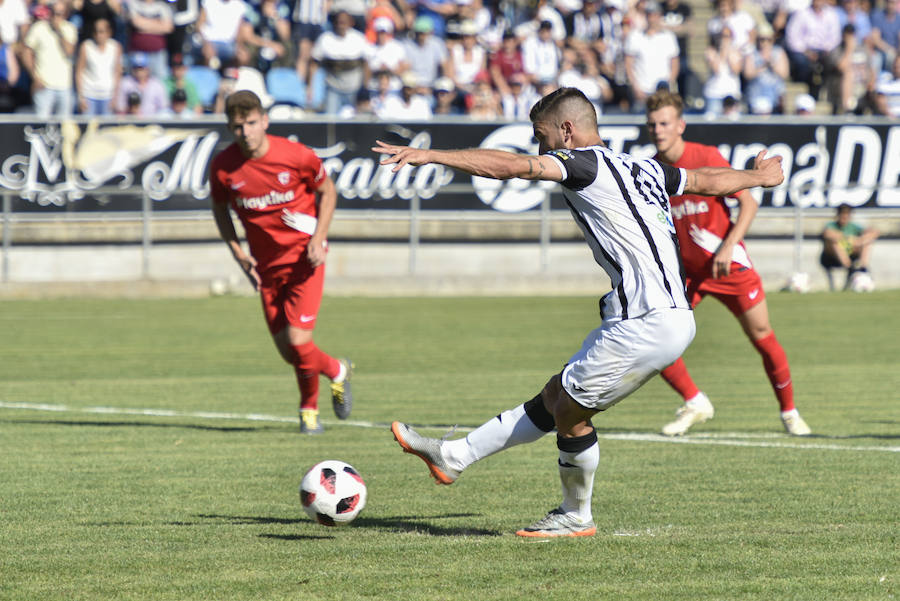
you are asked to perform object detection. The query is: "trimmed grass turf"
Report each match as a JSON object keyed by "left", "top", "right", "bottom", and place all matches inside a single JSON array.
[{"left": 1, "top": 292, "right": 898, "bottom": 600}]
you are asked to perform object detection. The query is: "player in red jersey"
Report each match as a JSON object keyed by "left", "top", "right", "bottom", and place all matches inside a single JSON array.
[
  {"left": 645, "top": 90, "right": 811, "bottom": 436},
  {"left": 209, "top": 90, "right": 352, "bottom": 434}
]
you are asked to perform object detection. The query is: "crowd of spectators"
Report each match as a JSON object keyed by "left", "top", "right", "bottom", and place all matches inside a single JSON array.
[{"left": 0, "top": 0, "right": 898, "bottom": 118}]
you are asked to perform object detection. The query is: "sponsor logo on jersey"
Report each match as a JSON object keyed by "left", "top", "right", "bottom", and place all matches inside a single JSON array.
[
  {"left": 235, "top": 189, "right": 295, "bottom": 210},
  {"left": 277, "top": 171, "right": 290, "bottom": 186},
  {"left": 671, "top": 199, "right": 710, "bottom": 220},
  {"left": 548, "top": 149, "right": 574, "bottom": 161}
]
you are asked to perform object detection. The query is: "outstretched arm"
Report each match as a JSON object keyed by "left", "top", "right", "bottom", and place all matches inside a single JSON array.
[
  {"left": 373, "top": 140, "right": 564, "bottom": 181},
  {"left": 684, "top": 151, "right": 784, "bottom": 197}
]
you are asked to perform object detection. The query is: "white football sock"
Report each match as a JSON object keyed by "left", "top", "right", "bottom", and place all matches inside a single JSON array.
[
  {"left": 558, "top": 441, "right": 599, "bottom": 521},
  {"left": 442, "top": 403, "right": 549, "bottom": 472}
]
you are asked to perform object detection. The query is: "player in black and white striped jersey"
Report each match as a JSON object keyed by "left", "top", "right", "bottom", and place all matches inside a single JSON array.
[{"left": 375, "top": 87, "right": 785, "bottom": 538}]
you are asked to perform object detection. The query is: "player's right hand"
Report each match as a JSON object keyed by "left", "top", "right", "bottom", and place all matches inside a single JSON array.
[
  {"left": 752, "top": 151, "right": 784, "bottom": 188},
  {"left": 236, "top": 254, "right": 261, "bottom": 291}
]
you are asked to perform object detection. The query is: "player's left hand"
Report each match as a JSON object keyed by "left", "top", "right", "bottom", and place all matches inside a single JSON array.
[
  {"left": 307, "top": 236, "right": 328, "bottom": 267},
  {"left": 373, "top": 140, "right": 431, "bottom": 173},
  {"left": 712, "top": 247, "right": 732, "bottom": 278},
  {"left": 752, "top": 150, "right": 784, "bottom": 187}
]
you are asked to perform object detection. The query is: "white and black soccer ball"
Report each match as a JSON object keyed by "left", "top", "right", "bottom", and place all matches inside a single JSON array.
[
  {"left": 299, "top": 460, "right": 367, "bottom": 526},
  {"left": 849, "top": 271, "right": 875, "bottom": 293}
]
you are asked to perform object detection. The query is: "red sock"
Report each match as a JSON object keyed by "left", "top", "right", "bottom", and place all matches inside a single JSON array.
[
  {"left": 292, "top": 342, "right": 341, "bottom": 410},
  {"left": 660, "top": 358, "right": 700, "bottom": 402},
  {"left": 752, "top": 333, "right": 794, "bottom": 412}
]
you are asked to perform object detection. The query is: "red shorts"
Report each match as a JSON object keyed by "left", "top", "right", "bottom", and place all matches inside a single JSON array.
[
  {"left": 258, "top": 261, "right": 325, "bottom": 334},
  {"left": 685, "top": 267, "right": 765, "bottom": 317}
]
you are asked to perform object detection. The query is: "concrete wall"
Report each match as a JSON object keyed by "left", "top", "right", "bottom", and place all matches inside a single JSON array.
[{"left": 1, "top": 238, "right": 897, "bottom": 298}]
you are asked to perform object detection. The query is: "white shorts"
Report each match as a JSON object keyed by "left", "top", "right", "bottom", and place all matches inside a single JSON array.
[{"left": 561, "top": 308, "right": 696, "bottom": 411}]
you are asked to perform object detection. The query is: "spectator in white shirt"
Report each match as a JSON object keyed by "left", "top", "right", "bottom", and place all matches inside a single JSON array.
[
  {"left": 375, "top": 71, "right": 433, "bottom": 120},
  {"left": 624, "top": 1, "right": 679, "bottom": 111},
  {"left": 197, "top": 0, "right": 249, "bottom": 69},
  {"left": 522, "top": 20, "right": 561, "bottom": 86}
]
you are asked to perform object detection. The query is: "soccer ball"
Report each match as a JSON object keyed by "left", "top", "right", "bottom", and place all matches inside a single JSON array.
[
  {"left": 785, "top": 272, "right": 810, "bottom": 294},
  {"left": 299, "top": 460, "right": 367, "bottom": 526},
  {"left": 849, "top": 271, "right": 875, "bottom": 293}
]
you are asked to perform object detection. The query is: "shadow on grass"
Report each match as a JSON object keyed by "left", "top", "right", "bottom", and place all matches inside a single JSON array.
[
  {"left": 191, "top": 513, "right": 501, "bottom": 537},
  {"left": 3, "top": 418, "right": 270, "bottom": 433}
]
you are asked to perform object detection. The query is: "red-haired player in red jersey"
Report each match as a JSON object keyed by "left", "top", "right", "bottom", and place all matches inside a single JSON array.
[
  {"left": 645, "top": 90, "right": 811, "bottom": 436},
  {"left": 209, "top": 90, "right": 352, "bottom": 434}
]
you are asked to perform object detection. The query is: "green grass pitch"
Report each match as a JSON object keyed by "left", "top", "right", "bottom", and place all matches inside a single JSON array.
[{"left": 1, "top": 291, "right": 898, "bottom": 600}]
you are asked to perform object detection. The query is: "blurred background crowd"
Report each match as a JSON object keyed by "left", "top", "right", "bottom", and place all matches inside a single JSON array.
[{"left": 0, "top": 0, "right": 898, "bottom": 119}]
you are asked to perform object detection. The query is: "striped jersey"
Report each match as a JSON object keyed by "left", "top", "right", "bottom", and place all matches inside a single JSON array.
[{"left": 545, "top": 145, "right": 690, "bottom": 320}]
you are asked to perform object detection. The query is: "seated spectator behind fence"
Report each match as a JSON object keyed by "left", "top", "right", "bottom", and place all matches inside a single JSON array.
[
  {"left": 874, "top": 53, "right": 900, "bottom": 117},
  {"left": 76, "top": 17, "right": 122, "bottom": 115},
  {"left": 743, "top": 22, "right": 790, "bottom": 114},
  {"left": 784, "top": 0, "right": 842, "bottom": 100},
  {"left": 820, "top": 203, "right": 879, "bottom": 291},
  {"left": 703, "top": 26, "right": 743, "bottom": 117},
  {"left": 241, "top": 0, "right": 292, "bottom": 73},
  {"left": 115, "top": 51, "right": 169, "bottom": 115},
  {"left": 165, "top": 53, "right": 203, "bottom": 114},
  {"left": 404, "top": 16, "right": 449, "bottom": 91},
  {"left": 375, "top": 71, "right": 432, "bottom": 120}
]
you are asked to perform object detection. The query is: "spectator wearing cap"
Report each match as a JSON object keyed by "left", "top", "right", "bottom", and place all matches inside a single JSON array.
[
  {"left": 624, "top": 0, "right": 679, "bottom": 111},
  {"left": 166, "top": 87, "right": 195, "bottom": 117},
  {"left": 874, "top": 53, "right": 900, "bottom": 117},
  {"left": 489, "top": 30, "right": 525, "bottom": 97},
  {"left": 75, "top": 16, "right": 122, "bottom": 115},
  {"left": 196, "top": 0, "right": 250, "bottom": 70},
  {"left": 446, "top": 20, "right": 486, "bottom": 94},
  {"left": 241, "top": 0, "right": 292, "bottom": 73},
  {"left": 785, "top": 0, "right": 842, "bottom": 100},
  {"left": 433, "top": 75, "right": 463, "bottom": 114},
  {"left": 365, "top": 16, "right": 408, "bottom": 84},
  {"left": 743, "top": 22, "right": 790, "bottom": 114},
  {"left": 365, "top": 0, "right": 405, "bottom": 43},
  {"left": 375, "top": 71, "right": 433, "bottom": 119},
  {"left": 115, "top": 51, "right": 169, "bottom": 115},
  {"left": 309, "top": 10, "right": 370, "bottom": 114},
  {"left": 124, "top": 0, "right": 173, "bottom": 81},
  {"left": 500, "top": 72, "right": 539, "bottom": 120},
  {"left": 521, "top": 20, "right": 562, "bottom": 87},
  {"left": 407, "top": 0, "right": 457, "bottom": 40},
  {"left": 165, "top": 53, "right": 203, "bottom": 113},
  {"left": 23, "top": 0, "right": 78, "bottom": 117},
  {"left": 404, "top": 16, "right": 450, "bottom": 90},
  {"left": 793, "top": 91, "right": 817, "bottom": 114}
]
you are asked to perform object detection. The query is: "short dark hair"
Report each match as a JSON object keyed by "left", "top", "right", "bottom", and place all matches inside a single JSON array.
[
  {"left": 529, "top": 87, "right": 597, "bottom": 128},
  {"left": 837, "top": 203, "right": 853, "bottom": 214},
  {"left": 646, "top": 89, "right": 684, "bottom": 117},
  {"left": 225, "top": 90, "right": 264, "bottom": 121}
]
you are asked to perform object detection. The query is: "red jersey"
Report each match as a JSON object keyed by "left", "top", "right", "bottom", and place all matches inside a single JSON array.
[
  {"left": 210, "top": 135, "right": 326, "bottom": 272},
  {"left": 656, "top": 141, "right": 752, "bottom": 278}
]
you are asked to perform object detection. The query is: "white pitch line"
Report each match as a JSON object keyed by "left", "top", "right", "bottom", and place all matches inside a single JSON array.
[{"left": 2, "top": 400, "right": 898, "bottom": 453}]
